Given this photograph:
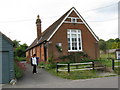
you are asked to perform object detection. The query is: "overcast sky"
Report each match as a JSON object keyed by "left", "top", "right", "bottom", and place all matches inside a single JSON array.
[{"left": 0, "top": 0, "right": 119, "bottom": 45}]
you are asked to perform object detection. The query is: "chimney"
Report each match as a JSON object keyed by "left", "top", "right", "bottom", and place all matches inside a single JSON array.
[{"left": 36, "top": 15, "right": 41, "bottom": 41}]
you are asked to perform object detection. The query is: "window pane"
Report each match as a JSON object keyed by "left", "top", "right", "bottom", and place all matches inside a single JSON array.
[
  {"left": 72, "top": 34, "right": 76, "bottom": 38},
  {"left": 67, "top": 29, "right": 82, "bottom": 51},
  {"left": 71, "top": 30, "right": 76, "bottom": 33},
  {"left": 68, "top": 43, "right": 70, "bottom": 50},
  {"left": 71, "top": 18, "right": 77, "bottom": 23},
  {"left": 78, "top": 30, "right": 80, "bottom": 33},
  {"left": 68, "top": 34, "right": 70, "bottom": 38}
]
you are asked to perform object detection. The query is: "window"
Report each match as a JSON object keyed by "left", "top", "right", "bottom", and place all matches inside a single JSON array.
[
  {"left": 71, "top": 18, "right": 77, "bottom": 23},
  {"left": 67, "top": 29, "right": 82, "bottom": 51},
  {"left": 56, "top": 43, "right": 62, "bottom": 47}
]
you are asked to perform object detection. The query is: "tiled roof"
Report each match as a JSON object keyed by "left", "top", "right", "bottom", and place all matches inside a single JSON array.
[
  {"left": 26, "top": 7, "right": 72, "bottom": 51},
  {"left": 26, "top": 7, "right": 99, "bottom": 51}
]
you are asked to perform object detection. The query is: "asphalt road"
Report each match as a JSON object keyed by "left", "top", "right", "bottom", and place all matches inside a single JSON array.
[{"left": 2, "top": 63, "right": 119, "bottom": 88}]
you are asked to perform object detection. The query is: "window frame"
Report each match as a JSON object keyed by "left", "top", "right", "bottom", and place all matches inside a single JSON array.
[
  {"left": 71, "top": 17, "right": 77, "bottom": 23},
  {"left": 67, "top": 29, "right": 83, "bottom": 52}
]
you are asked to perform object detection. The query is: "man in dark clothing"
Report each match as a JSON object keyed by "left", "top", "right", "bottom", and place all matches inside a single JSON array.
[{"left": 30, "top": 54, "right": 39, "bottom": 74}]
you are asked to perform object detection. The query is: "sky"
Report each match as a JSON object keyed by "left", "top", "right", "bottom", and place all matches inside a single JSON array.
[{"left": 0, "top": 0, "right": 119, "bottom": 45}]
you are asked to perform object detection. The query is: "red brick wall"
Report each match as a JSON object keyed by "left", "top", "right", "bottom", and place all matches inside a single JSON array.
[
  {"left": 26, "top": 45, "right": 46, "bottom": 62},
  {"left": 47, "top": 11, "right": 99, "bottom": 60},
  {"left": 26, "top": 10, "right": 99, "bottom": 62}
]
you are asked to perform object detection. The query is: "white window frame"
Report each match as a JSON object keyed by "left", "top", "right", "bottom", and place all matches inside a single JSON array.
[
  {"left": 67, "top": 29, "right": 83, "bottom": 52},
  {"left": 71, "top": 18, "right": 77, "bottom": 23}
]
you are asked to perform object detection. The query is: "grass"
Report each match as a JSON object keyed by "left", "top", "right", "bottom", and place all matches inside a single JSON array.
[
  {"left": 41, "top": 53, "right": 119, "bottom": 80},
  {"left": 114, "top": 67, "right": 120, "bottom": 75},
  {"left": 47, "top": 69, "right": 100, "bottom": 80},
  {"left": 100, "top": 53, "right": 115, "bottom": 59},
  {"left": 99, "top": 53, "right": 120, "bottom": 67}
]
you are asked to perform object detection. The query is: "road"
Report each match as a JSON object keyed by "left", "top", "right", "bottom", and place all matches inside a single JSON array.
[{"left": 2, "top": 63, "right": 119, "bottom": 88}]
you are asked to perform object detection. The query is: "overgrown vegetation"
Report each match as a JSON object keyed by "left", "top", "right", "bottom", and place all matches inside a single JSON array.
[
  {"left": 58, "top": 52, "right": 89, "bottom": 63},
  {"left": 14, "top": 62, "right": 24, "bottom": 79},
  {"left": 13, "top": 40, "right": 28, "bottom": 61},
  {"left": 38, "top": 56, "right": 56, "bottom": 69},
  {"left": 47, "top": 69, "right": 108, "bottom": 80},
  {"left": 13, "top": 40, "right": 28, "bottom": 79}
]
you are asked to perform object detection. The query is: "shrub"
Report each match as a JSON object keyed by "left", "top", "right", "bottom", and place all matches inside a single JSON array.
[
  {"left": 59, "top": 52, "right": 90, "bottom": 63},
  {"left": 14, "top": 62, "right": 24, "bottom": 79},
  {"left": 38, "top": 61, "right": 45, "bottom": 68},
  {"left": 45, "top": 63, "right": 56, "bottom": 70},
  {"left": 15, "top": 56, "right": 26, "bottom": 61},
  {"left": 48, "top": 56, "right": 54, "bottom": 64}
]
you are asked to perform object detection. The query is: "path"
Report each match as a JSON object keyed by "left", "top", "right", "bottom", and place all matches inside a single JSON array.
[{"left": 2, "top": 63, "right": 119, "bottom": 88}]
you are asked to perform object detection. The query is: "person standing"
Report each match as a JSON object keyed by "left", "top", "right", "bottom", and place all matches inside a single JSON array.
[{"left": 30, "top": 54, "right": 39, "bottom": 74}]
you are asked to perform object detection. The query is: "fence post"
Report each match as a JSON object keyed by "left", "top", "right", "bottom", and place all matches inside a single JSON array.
[
  {"left": 112, "top": 59, "right": 115, "bottom": 70},
  {"left": 76, "top": 65, "right": 78, "bottom": 69},
  {"left": 92, "top": 61, "right": 95, "bottom": 70},
  {"left": 68, "top": 63, "right": 70, "bottom": 73},
  {"left": 56, "top": 62, "right": 59, "bottom": 73}
]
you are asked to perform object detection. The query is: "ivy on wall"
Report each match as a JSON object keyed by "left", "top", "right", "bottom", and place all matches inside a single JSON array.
[{"left": 56, "top": 45, "right": 62, "bottom": 52}]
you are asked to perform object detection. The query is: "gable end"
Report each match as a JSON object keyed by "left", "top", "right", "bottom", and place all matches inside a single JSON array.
[{"left": 47, "top": 7, "right": 99, "bottom": 41}]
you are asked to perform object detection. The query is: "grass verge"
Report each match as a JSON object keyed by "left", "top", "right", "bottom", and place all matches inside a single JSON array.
[{"left": 47, "top": 69, "right": 111, "bottom": 80}]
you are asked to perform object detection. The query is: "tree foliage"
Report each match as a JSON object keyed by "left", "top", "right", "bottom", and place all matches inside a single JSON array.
[
  {"left": 13, "top": 40, "right": 28, "bottom": 59},
  {"left": 99, "top": 38, "right": 120, "bottom": 53}
]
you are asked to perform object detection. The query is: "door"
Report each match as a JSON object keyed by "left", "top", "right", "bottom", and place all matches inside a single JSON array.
[{"left": 1, "top": 51, "right": 10, "bottom": 83}]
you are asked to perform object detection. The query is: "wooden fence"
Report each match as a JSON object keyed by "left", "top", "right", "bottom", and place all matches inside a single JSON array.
[
  {"left": 56, "top": 59, "right": 120, "bottom": 72},
  {"left": 56, "top": 62, "right": 95, "bottom": 73},
  {"left": 112, "top": 59, "right": 120, "bottom": 70}
]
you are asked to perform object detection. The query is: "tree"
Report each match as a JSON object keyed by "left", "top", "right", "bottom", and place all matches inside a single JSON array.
[
  {"left": 13, "top": 40, "right": 28, "bottom": 59},
  {"left": 13, "top": 40, "right": 20, "bottom": 48},
  {"left": 99, "top": 38, "right": 120, "bottom": 53},
  {"left": 115, "top": 38, "right": 120, "bottom": 43},
  {"left": 99, "top": 39, "right": 107, "bottom": 53},
  {"left": 15, "top": 43, "right": 28, "bottom": 57}
]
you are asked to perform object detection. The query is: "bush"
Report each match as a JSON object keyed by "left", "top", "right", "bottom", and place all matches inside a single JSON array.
[
  {"left": 15, "top": 56, "right": 26, "bottom": 61},
  {"left": 14, "top": 62, "right": 24, "bottom": 79},
  {"left": 48, "top": 56, "right": 54, "bottom": 64},
  {"left": 59, "top": 52, "right": 90, "bottom": 63},
  {"left": 45, "top": 63, "right": 56, "bottom": 70},
  {"left": 38, "top": 61, "right": 45, "bottom": 68}
]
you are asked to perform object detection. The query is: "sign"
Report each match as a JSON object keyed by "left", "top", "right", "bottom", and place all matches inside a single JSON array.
[{"left": 116, "top": 49, "right": 120, "bottom": 60}]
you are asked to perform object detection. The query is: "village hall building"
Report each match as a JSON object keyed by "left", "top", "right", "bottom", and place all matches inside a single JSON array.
[{"left": 26, "top": 7, "right": 100, "bottom": 62}]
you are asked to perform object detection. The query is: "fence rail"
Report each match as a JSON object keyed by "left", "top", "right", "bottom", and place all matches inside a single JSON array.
[
  {"left": 56, "top": 59, "right": 120, "bottom": 72},
  {"left": 56, "top": 62, "right": 95, "bottom": 73}
]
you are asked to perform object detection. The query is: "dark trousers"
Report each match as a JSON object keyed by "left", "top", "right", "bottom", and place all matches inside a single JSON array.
[{"left": 33, "top": 65, "right": 37, "bottom": 73}]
